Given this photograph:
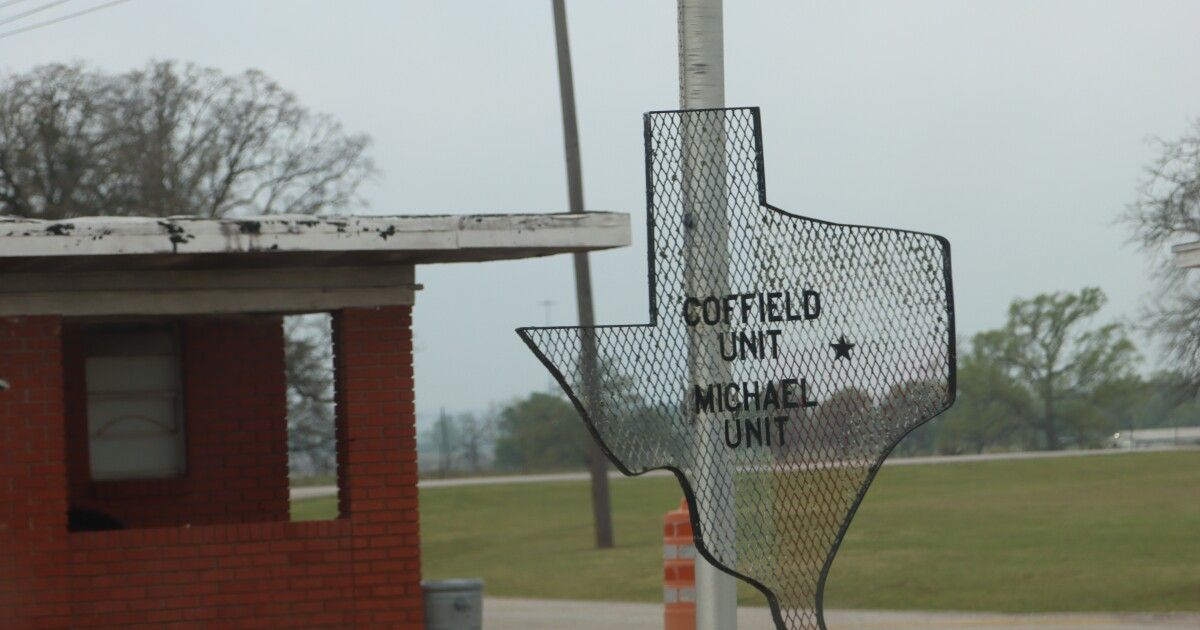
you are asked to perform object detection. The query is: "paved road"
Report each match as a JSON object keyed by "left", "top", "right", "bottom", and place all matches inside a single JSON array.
[
  {"left": 482, "top": 598, "right": 1200, "bottom": 630},
  {"left": 289, "top": 446, "right": 1195, "bottom": 499}
]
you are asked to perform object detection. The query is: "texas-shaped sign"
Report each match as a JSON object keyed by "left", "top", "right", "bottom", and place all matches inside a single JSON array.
[{"left": 518, "top": 107, "right": 955, "bottom": 630}]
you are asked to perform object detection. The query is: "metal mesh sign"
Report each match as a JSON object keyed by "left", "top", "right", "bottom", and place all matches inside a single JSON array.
[{"left": 518, "top": 107, "right": 955, "bottom": 630}]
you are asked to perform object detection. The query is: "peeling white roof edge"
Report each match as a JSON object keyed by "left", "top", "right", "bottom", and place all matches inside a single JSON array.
[{"left": 0, "top": 212, "right": 631, "bottom": 260}]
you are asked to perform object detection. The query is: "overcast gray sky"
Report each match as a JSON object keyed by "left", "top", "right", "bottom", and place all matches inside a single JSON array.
[{"left": 6, "top": 0, "right": 1200, "bottom": 427}]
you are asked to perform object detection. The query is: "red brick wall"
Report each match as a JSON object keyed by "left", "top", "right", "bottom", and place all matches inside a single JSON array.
[
  {"left": 333, "top": 306, "right": 424, "bottom": 627},
  {"left": 0, "top": 306, "right": 424, "bottom": 628},
  {"left": 62, "top": 520, "right": 361, "bottom": 628},
  {"left": 0, "top": 316, "right": 70, "bottom": 627},
  {"left": 62, "top": 317, "right": 291, "bottom": 528}
]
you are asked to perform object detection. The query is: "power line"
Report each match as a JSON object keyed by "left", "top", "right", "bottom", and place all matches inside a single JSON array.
[
  {"left": 0, "top": 0, "right": 130, "bottom": 40},
  {"left": 0, "top": 0, "right": 38, "bottom": 11},
  {"left": 0, "top": 0, "right": 75, "bottom": 28}
]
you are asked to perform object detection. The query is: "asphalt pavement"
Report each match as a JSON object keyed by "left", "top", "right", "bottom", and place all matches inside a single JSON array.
[{"left": 482, "top": 598, "right": 1200, "bottom": 630}]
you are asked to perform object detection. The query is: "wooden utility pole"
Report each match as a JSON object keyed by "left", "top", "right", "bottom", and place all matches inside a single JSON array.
[{"left": 551, "top": 0, "right": 614, "bottom": 549}]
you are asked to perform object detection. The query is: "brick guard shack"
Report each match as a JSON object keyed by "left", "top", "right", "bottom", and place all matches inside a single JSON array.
[{"left": 0, "top": 213, "right": 629, "bottom": 628}]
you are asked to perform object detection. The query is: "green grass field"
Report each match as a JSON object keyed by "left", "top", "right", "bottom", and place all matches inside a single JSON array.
[{"left": 292, "top": 450, "right": 1200, "bottom": 612}]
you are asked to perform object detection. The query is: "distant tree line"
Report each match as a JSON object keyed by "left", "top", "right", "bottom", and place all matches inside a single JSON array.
[
  {"left": 345, "top": 113, "right": 1200, "bottom": 473},
  {"left": 418, "top": 394, "right": 594, "bottom": 476},
  {"left": 415, "top": 285, "right": 1199, "bottom": 475},
  {"left": 332, "top": 117, "right": 1200, "bottom": 475},
  {"left": 428, "top": 116, "right": 1200, "bottom": 468}
]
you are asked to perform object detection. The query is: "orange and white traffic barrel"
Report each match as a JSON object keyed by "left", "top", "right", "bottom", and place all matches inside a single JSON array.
[{"left": 663, "top": 498, "right": 696, "bottom": 630}]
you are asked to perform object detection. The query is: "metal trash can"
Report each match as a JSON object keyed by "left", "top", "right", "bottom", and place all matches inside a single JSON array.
[{"left": 423, "top": 578, "right": 483, "bottom": 630}]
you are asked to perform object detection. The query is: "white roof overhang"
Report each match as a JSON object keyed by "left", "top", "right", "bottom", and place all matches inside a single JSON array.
[
  {"left": 0, "top": 213, "right": 630, "bottom": 272},
  {"left": 0, "top": 213, "right": 630, "bottom": 316}
]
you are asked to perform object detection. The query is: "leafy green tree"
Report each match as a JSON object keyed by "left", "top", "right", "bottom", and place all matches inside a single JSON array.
[
  {"left": 986, "top": 288, "right": 1138, "bottom": 450},
  {"left": 493, "top": 393, "right": 589, "bottom": 472},
  {"left": 1161, "top": 396, "right": 1200, "bottom": 431},
  {"left": 802, "top": 386, "right": 876, "bottom": 458},
  {"left": 879, "top": 376, "right": 956, "bottom": 455},
  {"left": 928, "top": 343, "right": 1031, "bottom": 454},
  {"left": 1111, "top": 371, "right": 1200, "bottom": 433}
]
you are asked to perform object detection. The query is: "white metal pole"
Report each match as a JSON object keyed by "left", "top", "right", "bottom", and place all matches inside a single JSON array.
[
  {"left": 678, "top": 0, "right": 724, "bottom": 109},
  {"left": 678, "top": 1, "right": 738, "bottom": 629}
]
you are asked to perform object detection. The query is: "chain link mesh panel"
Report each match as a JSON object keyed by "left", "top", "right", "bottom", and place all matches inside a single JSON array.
[{"left": 518, "top": 107, "right": 955, "bottom": 630}]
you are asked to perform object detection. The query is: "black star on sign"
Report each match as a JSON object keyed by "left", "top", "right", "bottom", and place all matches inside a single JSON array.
[
  {"left": 831, "top": 335, "right": 855, "bottom": 360},
  {"left": 517, "top": 107, "right": 955, "bottom": 630}
]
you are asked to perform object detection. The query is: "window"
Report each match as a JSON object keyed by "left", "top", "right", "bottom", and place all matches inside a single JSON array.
[{"left": 85, "top": 325, "right": 186, "bottom": 481}]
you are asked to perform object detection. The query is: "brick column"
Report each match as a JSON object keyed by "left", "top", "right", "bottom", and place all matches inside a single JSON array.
[
  {"left": 332, "top": 306, "right": 423, "bottom": 628},
  {"left": 0, "top": 316, "right": 71, "bottom": 628}
]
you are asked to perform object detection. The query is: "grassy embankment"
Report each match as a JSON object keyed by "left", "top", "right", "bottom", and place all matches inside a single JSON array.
[{"left": 292, "top": 450, "right": 1200, "bottom": 612}]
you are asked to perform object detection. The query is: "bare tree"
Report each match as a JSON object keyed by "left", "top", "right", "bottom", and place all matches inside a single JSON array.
[
  {"left": 431, "top": 410, "right": 457, "bottom": 478},
  {"left": 0, "top": 61, "right": 374, "bottom": 219},
  {"left": 455, "top": 411, "right": 494, "bottom": 473},
  {"left": 1126, "top": 119, "right": 1200, "bottom": 389},
  {"left": 284, "top": 315, "right": 336, "bottom": 474},
  {"left": 0, "top": 61, "right": 375, "bottom": 475}
]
